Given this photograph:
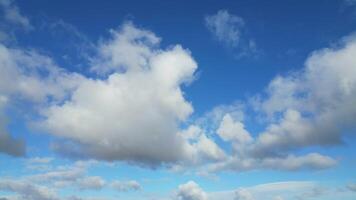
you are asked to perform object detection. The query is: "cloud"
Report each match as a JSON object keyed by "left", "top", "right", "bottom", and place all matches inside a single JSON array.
[
  {"left": 0, "top": 19, "right": 223, "bottom": 169},
  {"left": 0, "top": 159, "right": 139, "bottom": 199},
  {"left": 347, "top": 183, "right": 356, "bottom": 192},
  {"left": 194, "top": 33, "right": 356, "bottom": 173},
  {"left": 252, "top": 34, "right": 356, "bottom": 154},
  {"left": 26, "top": 160, "right": 104, "bottom": 190},
  {"left": 234, "top": 189, "right": 254, "bottom": 200},
  {"left": 0, "top": 6, "right": 353, "bottom": 174},
  {"left": 77, "top": 176, "right": 105, "bottom": 190},
  {"left": 0, "top": 39, "right": 82, "bottom": 156},
  {"left": 173, "top": 181, "right": 343, "bottom": 200},
  {"left": 27, "top": 157, "right": 54, "bottom": 164},
  {"left": 0, "top": 0, "right": 31, "bottom": 30},
  {"left": 205, "top": 10, "right": 244, "bottom": 47},
  {"left": 36, "top": 22, "right": 199, "bottom": 167},
  {"left": 217, "top": 114, "right": 252, "bottom": 145},
  {"left": 110, "top": 180, "right": 141, "bottom": 192},
  {"left": 175, "top": 181, "right": 207, "bottom": 200},
  {"left": 0, "top": 124, "right": 25, "bottom": 157},
  {"left": 208, "top": 181, "right": 330, "bottom": 200},
  {"left": 0, "top": 179, "right": 59, "bottom": 200},
  {"left": 180, "top": 125, "right": 226, "bottom": 165},
  {"left": 205, "top": 10, "right": 257, "bottom": 57},
  {"left": 0, "top": 95, "right": 25, "bottom": 156},
  {"left": 208, "top": 153, "right": 336, "bottom": 173},
  {"left": 90, "top": 21, "right": 160, "bottom": 74},
  {"left": 0, "top": 43, "right": 85, "bottom": 104}
]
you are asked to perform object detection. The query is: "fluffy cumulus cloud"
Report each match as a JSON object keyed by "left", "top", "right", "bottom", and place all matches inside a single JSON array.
[
  {"left": 36, "top": 22, "right": 200, "bottom": 166},
  {"left": 217, "top": 114, "right": 252, "bottom": 145},
  {"left": 205, "top": 10, "right": 257, "bottom": 56},
  {"left": 175, "top": 181, "right": 207, "bottom": 200},
  {"left": 198, "top": 33, "right": 356, "bottom": 173},
  {"left": 252, "top": 34, "right": 356, "bottom": 153},
  {"left": 0, "top": 14, "right": 221, "bottom": 167}
]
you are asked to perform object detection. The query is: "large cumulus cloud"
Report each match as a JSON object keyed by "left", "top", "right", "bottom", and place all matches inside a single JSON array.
[{"left": 37, "top": 23, "right": 198, "bottom": 166}]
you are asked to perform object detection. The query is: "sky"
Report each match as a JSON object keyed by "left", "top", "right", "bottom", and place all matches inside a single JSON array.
[{"left": 0, "top": 0, "right": 356, "bottom": 199}]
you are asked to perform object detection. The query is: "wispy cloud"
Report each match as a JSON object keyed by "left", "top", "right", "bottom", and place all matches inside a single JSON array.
[
  {"left": 205, "top": 10, "right": 257, "bottom": 57},
  {"left": 0, "top": 0, "right": 32, "bottom": 30}
]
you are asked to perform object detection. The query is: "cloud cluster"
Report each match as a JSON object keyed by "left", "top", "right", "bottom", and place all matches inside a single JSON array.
[
  {"left": 173, "top": 180, "right": 352, "bottom": 200},
  {"left": 0, "top": 160, "right": 141, "bottom": 200},
  {"left": 188, "top": 34, "right": 356, "bottom": 173},
  {"left": 0, "top": 0, "right": 354, "bottom": 175},
  {"left": 0, "top": 179, "right": 59, "bottom": 200}
]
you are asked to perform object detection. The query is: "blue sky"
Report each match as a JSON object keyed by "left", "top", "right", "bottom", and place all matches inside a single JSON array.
[{"left": 0, "top": 0, "right": 356, "bottom": 200}]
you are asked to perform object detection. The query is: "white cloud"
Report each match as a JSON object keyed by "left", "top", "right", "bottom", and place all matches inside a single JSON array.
[
  {"left": 172, "top": 181, "right": 346, "bottom": 200},
  {"left": 252, "top": 34, "right": 356, "bottom": 155},
  {"left": 234, "top": 189, "right": 254, "bottom": 200},
  {"left": 0, "top": 160, "right": 138, "bottom": 199},
  {"left": 110, "top": 180, "right": 141, "bottom": 192},
  {"left": 260, "top": 153, "right": 336, "bottom": 171},
  {"left": 0, "top": 7, "right": 353, "bottom": 174},
  {"left": 205, "top": 10, "right": 257, "bottom": 57},
  {"left": 77, "top": 176, "right": 105, "bottom": 190},
  {"left": 197, "top": 33, "right": 356, "bottom": 173},
  {"left": 27, "top": 157, "right": 54, "bottom": 164},
  {"left": 0, "top": 20, "right": 222, "bottom": 168},
  {"left": 26, "top": 160, "right": 105, "bottom": 191},
  {"left": 207, "top": 153, "right": 336, "bottom": 173},
  {"left": 205, "top": 10, "right": 244, "bottom": 47},
  {"left": 0, "top": 43, "right": 84, "bottom": 104},
  {"left": 175, "top": 181, "right": 208, "bottom": 200},
  {"left": 209, "top": 181, "right": 328, "bottom": 200},
  {"left": 217, "top": 114, "right": 252, "bottom": 145},
  {"left": 91, "top": 22, "right": 160, "bottom": 74},
  {"left": 0, "top": 179, "right": 59, "bottom": 200},
  {"left": 36, "top": 23, "right": 198, "bottom": 166}
]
